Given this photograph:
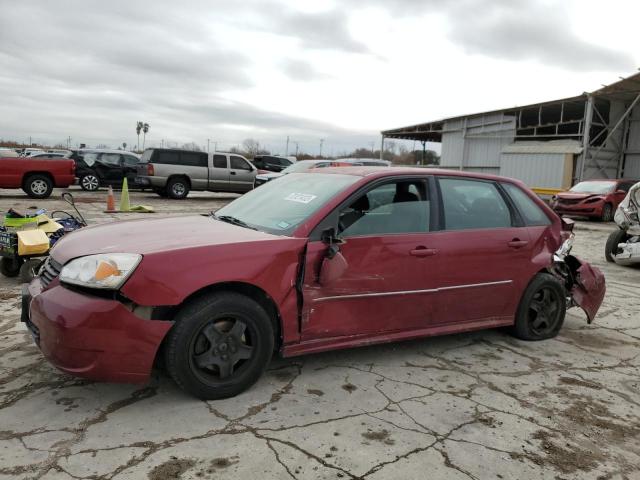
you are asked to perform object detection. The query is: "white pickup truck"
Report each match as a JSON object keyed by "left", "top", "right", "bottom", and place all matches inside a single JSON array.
[{"left": 136, "top": 148, "right": 257, "bottom": 199}]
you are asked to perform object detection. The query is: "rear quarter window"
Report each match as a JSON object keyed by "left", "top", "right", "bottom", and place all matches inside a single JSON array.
[
  {"left": 213, "top": 154, "right": 227, "bottom": 168},
  {"left": 502, "top": 183, "right": 551, "bottom": 226},
  {"left": 155, "top": 151, "right": 180, "bottom": 164}
]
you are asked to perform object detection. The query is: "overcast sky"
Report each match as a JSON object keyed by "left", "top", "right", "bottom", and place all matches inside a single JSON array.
[{"left": 0, "top": 0, "right": 638, "bottom": 155}]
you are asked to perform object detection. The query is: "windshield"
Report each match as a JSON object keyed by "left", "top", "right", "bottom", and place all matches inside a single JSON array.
[
  {"left": 280, "top": 161, "right": 321, "bottom": 174},
  {"left": 215, "top": 173, "right": 358, "bottom": 235},
  {"left": 569, "top": 181, "right": 615, "bottom": 194}
]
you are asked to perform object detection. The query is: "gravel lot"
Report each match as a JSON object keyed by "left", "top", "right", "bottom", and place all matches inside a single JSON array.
[{"left": 1, "top": 187, "right": 639, "bottom": 479}]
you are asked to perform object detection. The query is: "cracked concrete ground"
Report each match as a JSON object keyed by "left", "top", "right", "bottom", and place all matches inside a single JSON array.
[{"left": 0, "top": 187, "right": 639, "bottom": 479}]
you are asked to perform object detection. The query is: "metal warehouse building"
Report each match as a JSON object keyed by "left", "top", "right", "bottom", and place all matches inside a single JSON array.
[{"left": 382, "top": 72, "right": 640, "bottom": 194}]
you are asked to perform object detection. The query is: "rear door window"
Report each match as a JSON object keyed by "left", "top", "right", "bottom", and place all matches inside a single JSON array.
[
  {"left": 156, "top": 151, "right": 180, "bottom": 165},
  {"left": 213, "top": 154, "right": 227, "bottom": 168},
  {"left": 180, "top": 152, "right": 207, "bottom": 167},
  {"left": 123, "top": 155, "right": 139, "bottom": 166},
  {"left": 502, "top": 183, "right": 551, "bottom": 226},
  {"left": 439, "top": 178, "right": 512, "bottom": 230},
  {"left": 100, "top": 153, "right": 121, "bottom": 166}
]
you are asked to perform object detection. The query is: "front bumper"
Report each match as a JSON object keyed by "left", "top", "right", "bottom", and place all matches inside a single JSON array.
[
  {"left": 22, "top": 278, "right": 172, "bottom": 383},
  {"left": 552, "top": 202, "right": 603, "bottom": 218}
]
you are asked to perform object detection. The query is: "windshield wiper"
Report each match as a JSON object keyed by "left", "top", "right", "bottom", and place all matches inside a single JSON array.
[{"left": 213, "top": 214, "right": 258, "bottom": 230}]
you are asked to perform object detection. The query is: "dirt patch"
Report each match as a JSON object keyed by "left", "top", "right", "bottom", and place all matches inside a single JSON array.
[
  {"left": 342, "top": 383, "right": 357, "bottom": 393},
  {"left": 560, "top": 329, "right": 634, "bottom": 350},
  {"left": 362, "top": 429, "right": 395, "bottom": 445},
  {"left": 559, "top": 376, "right": 601, "bottom": 389},
  {"left": 563, "top": 399, "right": 639, "bottom": 440},
  {"left": 0, "top": 291, "right": 16, "bottom": 301},
  {"left": 210, "top": 457, "right": 238, "bottom": 469},
  {"left": 148, "top": 458, "right": 196, "bottom": 480},
  {"left": 307, "top": 389, "right": 324, "bottom": 396},
  {"left": 521, "top": 430, "right": 604, "bottom": 474}
]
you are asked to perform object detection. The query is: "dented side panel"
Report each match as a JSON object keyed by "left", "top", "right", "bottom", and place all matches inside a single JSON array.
[{"left": 569, "top": 257, "right": 606, "bottom": 323}]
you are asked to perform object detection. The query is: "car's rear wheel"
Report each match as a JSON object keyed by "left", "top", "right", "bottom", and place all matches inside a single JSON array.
[
  {"left": 166, "top": 178, "right": 190, "bottom": 199},
  {"left": 605, "top": 228, "right": 629, "bottom": 263},
  {"left": 512, "top": 273, "right": 566, "bottom": 341},
  {"left": 0, "top": 257, "right": 23, "bottom": 278},
  {"left": 80, "top": 173, "right": 100, "bottom": 191},
  {"left": 601, "top": 203, "right": 614, "bottom": 222},
  {"left": 23, "top": 174, "right": 53, "bottom": 198},
  {"left": 164, "top": 292, "right": 274, "bottom": 399}
]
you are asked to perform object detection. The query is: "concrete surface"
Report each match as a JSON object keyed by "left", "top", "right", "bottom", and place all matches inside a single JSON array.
[{"left": 0, "top": 187, "right": 639, "bottom": 479}]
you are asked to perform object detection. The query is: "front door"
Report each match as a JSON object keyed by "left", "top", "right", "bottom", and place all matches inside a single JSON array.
[
  {"left": 229, "top": 155, "right": 256, "bottom": 192},
  {"left": 301, "top": 178, "right": 437, "bottom": 340},
  {"left": 427, "top": 177, "right": 533, "bottom": 325},
  {"left": 209, "top": 154, "right": 230, "bottom": 190}
]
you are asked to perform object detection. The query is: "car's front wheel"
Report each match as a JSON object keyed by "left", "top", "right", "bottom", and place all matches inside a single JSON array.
[
  {"left": 605, "top": 228, "right": 629, "bottom": 262},
  {"left": 80, "top": 173, "right": 100, "bottom": 191},
  {"left": 164, "top": 291, "right": 274, "bottom": 399},
  {"left": 512, "top": 273, "right": 566, "bottom": 341},
  {"left": 23, "top": 174, "right": 53, "bottom": 198}
]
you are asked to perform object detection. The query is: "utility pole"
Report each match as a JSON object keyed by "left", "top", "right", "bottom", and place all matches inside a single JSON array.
[
  {"left": 207, "top": 139, "right": 210, "bottom": 153},
  {"left": 285, "top": 136, "right": 289, "bottom": 156},
  {"left": 319, "top": 138, "right": 324, "bottom": 157},
  {"left": 295, "top": 142, "right": 299, "bottom": 157},
  {"left": 67, "top": 136, "right": 71, "bottom": 149}
]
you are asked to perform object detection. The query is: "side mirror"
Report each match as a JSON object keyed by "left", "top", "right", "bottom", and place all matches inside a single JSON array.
[
  {"left": 319, "top": 251, "right": 348, "bottom": 285},
  {"left": 321, "top": 227, "right": 345, "bottom": 258}
]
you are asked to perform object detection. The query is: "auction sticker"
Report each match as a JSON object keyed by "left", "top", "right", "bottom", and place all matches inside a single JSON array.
[{"left": 284, "top": 193, "right": 317, "bottom": 204}]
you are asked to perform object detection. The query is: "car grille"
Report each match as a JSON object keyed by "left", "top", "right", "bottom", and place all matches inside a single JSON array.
[
  {"left": 559, "top": 198, "right": 582, "bottom": 206},
  {"left": 40, "top": 257, "right": 62, "bottom": 288}
]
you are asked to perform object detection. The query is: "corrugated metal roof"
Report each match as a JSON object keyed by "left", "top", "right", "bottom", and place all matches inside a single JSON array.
[{"left": 501, "top": 140, "right": 583, "bottom": 154}]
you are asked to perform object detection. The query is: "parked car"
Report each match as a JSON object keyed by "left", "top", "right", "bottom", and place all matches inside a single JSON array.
[
  {"left": 20, "top": 149, "right": 46, "bottom": 157},
  {"left": 605, "top": 181, "right": 640, "bottom": 266},
  {"left": 70, "top": 149, "right": 141, "bottom": 191},
  {"left": 0, "top": 156, "right": 75, "bottom": 198},
  {"left": 0, "top": 148, "right": 19, "bottom": 158},
  {"left": 550, "top": 179, "right": 637, "bottom": 221},
  {"left": 23, "top": 167, "right": 605, "bottom": 399},
  {"left": 30, "top": 152, "right": 71, "bottom": 159},
  {"left": 136, "top": 148, "right": 257, "bottom": 199},
  {"left": 251, "top": 155, "right": 294, "bottom": 173},
  {"left": 254, "top": 158, "right": 390, "bottom": 187}
]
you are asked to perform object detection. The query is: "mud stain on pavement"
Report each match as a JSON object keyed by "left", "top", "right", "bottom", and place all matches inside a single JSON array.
[{"left": 148, "top": 457, "right": 196, "bottom": 480}]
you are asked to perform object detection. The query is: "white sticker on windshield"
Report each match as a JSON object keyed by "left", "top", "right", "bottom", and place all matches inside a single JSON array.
[{"left": 284, "top": 193, "right": 317, "bottom": 204}]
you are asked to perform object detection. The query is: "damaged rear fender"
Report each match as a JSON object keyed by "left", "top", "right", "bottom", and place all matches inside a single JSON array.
[{"left": 552, "top": 255, "right": 606, "bottom": 324}]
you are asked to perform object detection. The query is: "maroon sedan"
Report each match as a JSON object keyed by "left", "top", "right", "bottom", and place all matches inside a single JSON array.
[
  {"left": 23, "top": 168, "right": 606, "bottom": 399},
  {"left": 551, "top": 179, "right": 637, "bottom": 221}
]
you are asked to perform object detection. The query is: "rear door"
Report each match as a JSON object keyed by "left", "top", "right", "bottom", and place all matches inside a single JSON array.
[
  {"left": 301, "top": 177, "right": 438, "bottom": 340},
  {"left": 229, "top": 155, "right": 256, "bottom": 192},
  {"left": 426, "top": 177, "right": 533, "bottom": 325},
  {"left": 96, "top": 153, "right": 124, "bottom": 186},
  {"left": 209, "top": 154, "right": 230, "bottom": 190},
  {"left": 179, "top": 151, "right": 208, "bottom": 189},
  {"left": 122, "top": 154, "right": 140, "bottom": 185}
]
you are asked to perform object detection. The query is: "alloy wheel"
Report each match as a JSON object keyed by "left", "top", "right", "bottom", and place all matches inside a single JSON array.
[
  {"left": 31, "top": 179, "right": 48, "bottom": 195},
  {"left": 190, "top": 317, "right": 254, "bottom": 383},
  {"left": 172, "top": 183, "right": 186, "bottom": 197},
  {"left": 82, "top": 175, "right": 99, "bottom": 191},
  {"left": 527, "top": 287, "right": 562, "bottom": 336}
]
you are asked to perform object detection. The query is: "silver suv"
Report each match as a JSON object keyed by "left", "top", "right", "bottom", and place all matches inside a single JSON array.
[{"left": 136, "top": 149, "right": 257, "bottom": 199}]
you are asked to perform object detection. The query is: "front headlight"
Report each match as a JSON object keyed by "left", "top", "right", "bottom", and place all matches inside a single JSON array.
[
  {"left": 584, "top": 196, "right": 603, "bottom": 203},
  {"left": 60, "top": 253, "right": 142, "bottom": 290}
]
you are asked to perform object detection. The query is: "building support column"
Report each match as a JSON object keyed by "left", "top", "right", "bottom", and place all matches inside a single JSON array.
[{"left": 579, "top": 95, "right": 594, "bottom": 182}]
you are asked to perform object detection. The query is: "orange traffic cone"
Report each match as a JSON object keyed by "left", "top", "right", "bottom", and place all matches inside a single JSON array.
[{"left": 105, "top": 186, "right": 117, "bottom": 213}]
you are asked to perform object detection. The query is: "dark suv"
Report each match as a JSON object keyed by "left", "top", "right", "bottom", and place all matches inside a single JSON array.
[
  {"left": 251, "top": 155, "right": 293, "bottom": 172},
  {"left": 71, "top": 150, "right": 141, "bottom": 191}
]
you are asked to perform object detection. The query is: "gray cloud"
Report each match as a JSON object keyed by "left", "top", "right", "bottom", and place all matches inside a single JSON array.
[{"left": 280, "top": 59, "right": 331, "bottom": 81}]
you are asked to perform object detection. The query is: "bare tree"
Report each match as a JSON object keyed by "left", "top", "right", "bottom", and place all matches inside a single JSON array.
[
  {"left": 242, "top": 138, "right": 260, "bottom": 158},
  {"left": 181, "top": 142, "right": 202, "bottom": 151}
]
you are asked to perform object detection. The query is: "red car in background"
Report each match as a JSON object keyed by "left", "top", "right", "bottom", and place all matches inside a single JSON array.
[
  {"left": 0, "top": 157, "right": 76, "bottom": 198},
  {"left": 23, "top": 168, "right": 606, "bottom": 399},
  {"left": 551, "top": 179, "right": 637, "bottom": 221}
]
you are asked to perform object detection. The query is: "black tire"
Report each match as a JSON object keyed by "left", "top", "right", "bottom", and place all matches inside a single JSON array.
[
  {"left": 164, "top": 291, "right": 274, "bottom": 399},
  {"left": 23, "top": 174, "right": 53, "bottom": 199},
  {"left": 79, "top": 173, "right": 100, "bottom": 191},
  {"left": 605, "top": 228, "right": 629, "bottom": 263},
  {"left": 601, "top": 203, "right": 614, "bottom": 222},
  {"left": 153, "top": 187, "right": 168, "bottom": 197},
  {"left": 19, "top": 258, "right": 43, "bottom": 283},
  {"left": 0, "top": 257, "right": 23, "bottom": 278},
  {"left": 166, "top": 177, "right": 190, "bottom": 199},
  {"left": 512, "top": 273, "right": 566, "bottom": 341}
]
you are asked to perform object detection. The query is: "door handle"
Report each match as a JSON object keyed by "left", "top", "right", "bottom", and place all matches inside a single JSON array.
[
  {"left": 508, "top": 239, "right": 529, "bottom": 249},
  {"left": 230, "top": 171, "right": 236, "bottom": 175},
  {"left": 410, "top": 247, "right": 437, "bottom": 257}
]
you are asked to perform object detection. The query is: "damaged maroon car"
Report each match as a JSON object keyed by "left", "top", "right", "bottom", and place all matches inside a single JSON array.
[{"left": 22, "top": 168, "right": 606, "bottom": 399}]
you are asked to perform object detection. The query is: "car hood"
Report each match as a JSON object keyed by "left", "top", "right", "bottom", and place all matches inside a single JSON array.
[
  {"left": 257, "top": 172, "right": 285, "bottom": 180},
  {"left": 556, "top": 192, "right": 604, "bottom": 200},
  {"left": 51, "top": 215, "right": 287, "bottom": 264}
]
